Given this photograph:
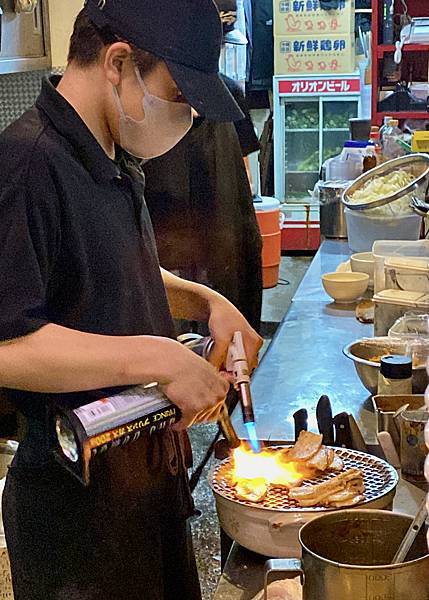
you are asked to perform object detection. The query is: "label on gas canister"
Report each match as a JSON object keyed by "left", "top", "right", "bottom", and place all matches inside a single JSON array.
[{"left": 74, "top": 384, "right": 174, "bottom": 437}]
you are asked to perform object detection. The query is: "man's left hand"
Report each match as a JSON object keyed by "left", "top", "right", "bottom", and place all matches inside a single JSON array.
[{"left": 206, "top": 295, "right": 263, "bottom": 374}]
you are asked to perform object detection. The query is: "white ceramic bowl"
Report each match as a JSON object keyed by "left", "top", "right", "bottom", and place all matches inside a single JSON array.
[
  {"left": 350, "top": 252, "right": 375, "bottom": 288},
  {"left": 322, "top": 272, "right": 369, "bottom": 303}
]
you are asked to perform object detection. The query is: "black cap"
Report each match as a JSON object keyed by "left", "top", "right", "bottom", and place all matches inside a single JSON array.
[
  {"left": 84, "top": 0, "right": 244, "bottom": 122},
  {"left": 380, "top": 355, "right": 412, "bottom": 380}
]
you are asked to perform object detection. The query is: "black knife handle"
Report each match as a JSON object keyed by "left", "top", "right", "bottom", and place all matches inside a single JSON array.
[
  {"left": 293, "top": 409, "right": 308, "bottom": 442},
  {"left": 316, "top": 395, "right": 335, "bottom": 445},
  {"left": 333, "top": 412, "right": 353, "bottom": 449}
]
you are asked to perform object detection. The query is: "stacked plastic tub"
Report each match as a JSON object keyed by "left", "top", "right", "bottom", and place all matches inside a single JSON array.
[{"left": 253, "top": 196, "right": 282, "bottom": 289}]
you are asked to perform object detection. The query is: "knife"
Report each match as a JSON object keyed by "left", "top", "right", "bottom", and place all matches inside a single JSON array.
[
  {"left": 333, "top": 412, "right": 353, "bottom": 448},
  {"left": 316, "top": 395, "right": 335, "bottom": 445},
  {"left": 293, "top": 409, "right": 308, "bottom": 442},
  {"left": 348, "top": 415, "right": 368, "bottom": 453}
]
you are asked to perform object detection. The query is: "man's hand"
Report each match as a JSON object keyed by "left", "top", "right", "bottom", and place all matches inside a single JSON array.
[
  {"left": 160, "top": 340, "right": 230, "bottom": 430},
  {"left": 206, "top": 295, "right": 263, "bottom": 373}
]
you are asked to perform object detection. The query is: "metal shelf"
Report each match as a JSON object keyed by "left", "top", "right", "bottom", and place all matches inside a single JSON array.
[
  {"left": 377, "top": 44, "right": 429, "bottom": 58},
  {"left": 376, "top": 111, "right": 429, "bottom": 120},
  {"left": 323, "top": 127, "right": 350, "bottom": 132},
  {"left": 285, "top": 128, "right": 318, "bottom": 132}
]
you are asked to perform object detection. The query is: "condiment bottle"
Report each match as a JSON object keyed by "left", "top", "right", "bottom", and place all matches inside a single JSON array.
[
  {"left": 378, "top": 355, "right": 412, "bottom": 396},
  {"left": 370, "top": 126, "right": 382, "bottom": 164},
  {"left": 363, "top": 141, "right": 377, "bottom": 173}
]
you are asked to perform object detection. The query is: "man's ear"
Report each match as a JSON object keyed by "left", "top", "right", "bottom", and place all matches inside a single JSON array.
[{"left": 104, "top": 42, "right": 133, "bottom": 86}]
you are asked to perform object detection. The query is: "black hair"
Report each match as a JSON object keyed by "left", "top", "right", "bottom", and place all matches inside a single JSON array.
[{"left": 68, "top": 10, "right": 159, "bottom": 75}]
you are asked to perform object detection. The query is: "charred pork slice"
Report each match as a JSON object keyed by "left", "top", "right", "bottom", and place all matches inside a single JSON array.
[
  {"left": 307, "top": 447, "right": 335, "bottom": 472},
  {"left": 289, "top": 468, "right": 363, "bottom": 507},
  {"left": 288, "top": 431, "right": 323, "bottom": 462},
  {"left": 235, "top": 478, "right": 268, "bottom": 503},
  {"left": 328, "top": 454, "right": 345, "bottom": 472}
]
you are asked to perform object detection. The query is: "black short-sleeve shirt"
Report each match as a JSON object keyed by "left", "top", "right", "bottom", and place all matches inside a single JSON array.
[{"left": 0, "top": 76, "right": 175, "bottom": 419}]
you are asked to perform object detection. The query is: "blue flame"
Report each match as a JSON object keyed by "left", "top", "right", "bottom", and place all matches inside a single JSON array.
[{"left": 245, "top": 421, "right": 261, "bottom": 453}]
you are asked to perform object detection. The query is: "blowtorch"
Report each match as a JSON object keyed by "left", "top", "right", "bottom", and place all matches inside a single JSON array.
[
  {"left": 54, "top": 332, "right": 259, "bottom": 485},
  {"left": 181, "top": 332, "right": 260, "bottom": 453},
  {"left": 226, "top": 331, "right": 261, "bottom": 453}
]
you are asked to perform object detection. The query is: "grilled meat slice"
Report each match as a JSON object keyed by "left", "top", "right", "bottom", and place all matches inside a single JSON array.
[
  {"left": 328, "top": 453, "right": 345, "bottom": 472},
  {"left": 307, "top": 447, "right": 335, "bottom": 472},
  {"left": 289, "top": 468, "right": 364, "bottom": 507},
  {"left": 288, "top": 431, "right": 323, "bottom": 462},
  {"left": 328, "top": 494, "right": 365, "bottom": 508},
  {"left": 235, "top": 478, "right": 268, "bottom": 503}
]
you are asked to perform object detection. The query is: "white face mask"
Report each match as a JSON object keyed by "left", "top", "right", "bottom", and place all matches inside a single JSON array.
[{"left": 113, "top": 68, "right": 193, "bottom": 160}]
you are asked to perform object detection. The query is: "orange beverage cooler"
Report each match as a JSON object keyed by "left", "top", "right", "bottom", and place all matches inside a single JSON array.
[{"left": 254, "top": 196, "right": 282, "bottom": 289}]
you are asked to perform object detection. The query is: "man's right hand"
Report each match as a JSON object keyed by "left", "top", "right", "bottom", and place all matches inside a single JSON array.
[{"left": 160, "top": 340, "right": 230, "bottom": 430}]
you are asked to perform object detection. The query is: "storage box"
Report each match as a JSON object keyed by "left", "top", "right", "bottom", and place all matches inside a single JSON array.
[
  {"left": 281, "top": 203, "right": 320, "bottom": 251},
  {"left": 274, "top": 0, "right": 355, "bottom": 36},
  {"left": 372, "top": 240, "right": 429, "bottom": 294},
  {"left": 384, "top": 256, "right": 429, "bottom": 294},
  {"left": 274, "top": 33, "right": 355, "bottom": 75}
]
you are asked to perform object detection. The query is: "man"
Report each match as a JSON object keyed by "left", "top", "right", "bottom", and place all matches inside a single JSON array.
[
  {"left": 144, "top": 9, "right": 263, "bottom": 333},
  {"left": 0, "top": 1, "right": 262, "bottom": 599}
]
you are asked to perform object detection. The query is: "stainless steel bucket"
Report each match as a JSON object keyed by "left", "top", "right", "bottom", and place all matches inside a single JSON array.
[
  {"left": 319, "top": 181, "right": 348, "bottom": 239},
  {"left": 264, "top": 509, "right": 429, "bottom": 600}
]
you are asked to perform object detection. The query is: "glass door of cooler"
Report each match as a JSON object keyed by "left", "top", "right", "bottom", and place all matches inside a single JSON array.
[
  {"left": 280, "top": 96, "right": 359, "bottom": 202},
  {"left": 284, "top": 100, "right": 319, "bottom": 202},
  {"left": 322, "top": 99, "right": 359, "bottom": 165}
]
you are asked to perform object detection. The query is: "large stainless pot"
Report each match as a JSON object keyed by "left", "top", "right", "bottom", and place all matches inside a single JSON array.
[
  {"left": 319, "top": 181, "right": 348, "bottom": 239},
  {"left": 265, "top": 510, "right": 429, "bottom": 600}
]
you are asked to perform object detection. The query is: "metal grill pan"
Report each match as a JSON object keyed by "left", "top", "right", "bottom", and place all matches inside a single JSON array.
[{"left": 210, "top": 446, "right": 398, "bottom": 513}]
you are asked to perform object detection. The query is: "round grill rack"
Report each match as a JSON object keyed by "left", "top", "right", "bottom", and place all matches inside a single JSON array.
[{"left": 210, "top": 446, "right": 399, "bottom": 513}]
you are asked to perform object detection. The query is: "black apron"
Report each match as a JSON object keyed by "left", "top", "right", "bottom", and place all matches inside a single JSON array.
[{"left": 3, "top": 423, "right": 199, "bottom": 600}]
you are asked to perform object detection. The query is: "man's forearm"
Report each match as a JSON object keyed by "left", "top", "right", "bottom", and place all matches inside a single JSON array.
[
  {"left": 0, "top": 323, "right": 177, "bottom": 393},
  {"left": 161, "top": 268, "right": 223, "bottom": 321}
]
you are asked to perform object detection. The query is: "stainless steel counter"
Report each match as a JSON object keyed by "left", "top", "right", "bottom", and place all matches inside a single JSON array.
[
  {"left": 214, "top": 240, "right": 426, "bottom": 600},
  {"left": 231, "top": 239, "right": 375, "bottom": 445}
]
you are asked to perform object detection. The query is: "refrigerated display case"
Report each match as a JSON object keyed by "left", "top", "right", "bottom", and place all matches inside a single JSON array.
[{"left": 274, "top": 74, "right": 362, "bottom": 202}]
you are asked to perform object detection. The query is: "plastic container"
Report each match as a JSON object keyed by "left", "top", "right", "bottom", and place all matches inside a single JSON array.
[
  {"left": 374, "top": 289, "right": 429, "bottom": 336},
  {"left": 389, "top": 314, "right": 429, "bottom": 339},
  {"left": 253, "top": 196, "right": 282, "bottom": 289},
  {"left": 372, "top": 240, "right": 429, "bottom": 294},
  {"left": 384, "top": 256, "right": 429, "bottom": 293},
  {"left": 345, "top": 208, "right": 421, "bottom": 253}
]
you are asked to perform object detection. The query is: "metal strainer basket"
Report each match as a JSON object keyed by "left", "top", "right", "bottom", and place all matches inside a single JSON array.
[{"left": 342, "top": 154, "right": 429, "bottom": 211}]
